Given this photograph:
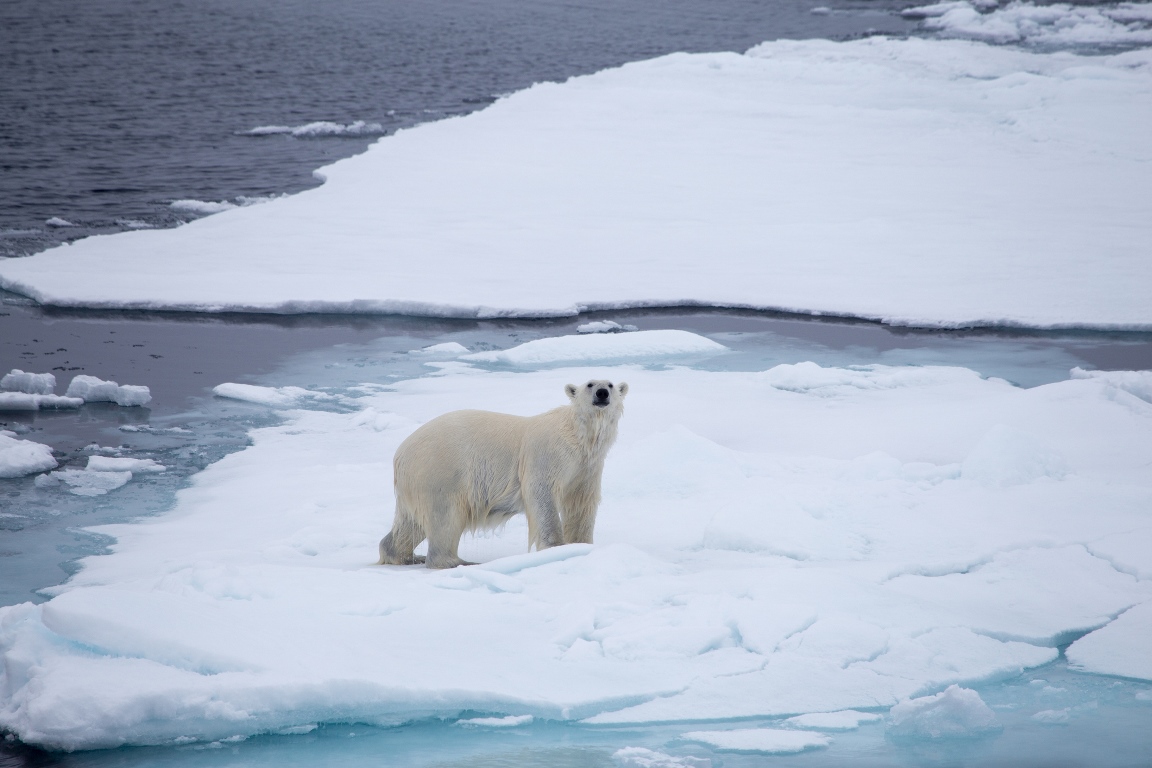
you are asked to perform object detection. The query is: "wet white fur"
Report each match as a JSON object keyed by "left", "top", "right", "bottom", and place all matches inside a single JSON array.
[{"left": 379, "top": 380, "right": 628, "bottom": 569}]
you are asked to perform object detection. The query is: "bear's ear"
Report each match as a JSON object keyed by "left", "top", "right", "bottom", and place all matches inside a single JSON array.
[
  {"left": 564, "top": 383, "right": 578, "bottom": 400},
  {"left": 618, "top": 382, "right": 629, "bottom": 398}
]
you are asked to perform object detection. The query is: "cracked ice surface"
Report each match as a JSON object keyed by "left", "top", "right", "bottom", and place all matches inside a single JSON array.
[{"left": 1, "top": 351, "right": 1151, "bottom": 749}]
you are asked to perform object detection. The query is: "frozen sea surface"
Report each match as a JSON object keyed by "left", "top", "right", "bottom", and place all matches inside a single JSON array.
[{"left": 2, "top": 320, "right": 1151, "bottom": 766}]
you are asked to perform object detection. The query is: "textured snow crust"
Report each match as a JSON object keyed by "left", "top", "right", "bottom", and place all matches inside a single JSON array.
[
  {"left": 0, "top": 38, "right": 1149, "bottom": 329},
  {"left": 1, "top": 349, "right": 1150, "bottom": 750}
]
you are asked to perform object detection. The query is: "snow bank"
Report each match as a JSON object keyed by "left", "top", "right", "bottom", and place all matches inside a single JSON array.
[
  {"left": 64, "top": 375, "right": 151, "bottom": 407},
  {"left": 461, "top": 330, "right": 726, "bottom": 366},
  {"left": 0, "top": 432, "right": 57, "bottom": 478},
  {"left": 887, "top": 685, "right": 1000, "bottom": 739},
  {"left": 680, "top": 728, "right": 830, "bottom": 753},
  {"left": 1, "top": 369, "right": 56, "bottom": 395},
  {"left": 906, "top": 0, "right": 1152, "bottom": 47},
  {"left": 2, "top": 361, "right": 1151, "bottom": 749},
  {"left": 1, "top": 38, "right": 1150, "bottom": 329}
]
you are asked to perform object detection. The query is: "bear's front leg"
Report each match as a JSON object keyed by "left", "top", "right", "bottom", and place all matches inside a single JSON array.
[{"left": 524, "top": 484, "right": 565, "bottom": 550}]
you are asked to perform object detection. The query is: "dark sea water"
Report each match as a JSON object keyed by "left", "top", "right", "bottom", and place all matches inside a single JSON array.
[{"left": 0, "top": 0, "right": 916, "bottom": 258}]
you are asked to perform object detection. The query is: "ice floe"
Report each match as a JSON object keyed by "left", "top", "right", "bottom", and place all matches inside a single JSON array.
[
  {"left": 886, "top": 685, "right": 1001, "bottom": 739},
  {"left": 0, "top": 39, "right": 1148, "bottom": 328},
  {"left": 0, "top": 432, "right": 57, "bottom": 478},
  {"left": 784, "top": 710, "right": 882, "bottom": 729},
  {"left": 1, "top": 369, "right": 56, "bottom": 395},
  {"left": 905, "top": 0, "right": 1152, "bottom": 47},
  {"left": 612, "top": 747, "right": 710, "bottom": 767},
  {"left": 460, "top": 330, "right": 727, "bottom": 366},
  {"left": 64, "top": 375, "right": 151, "bottom": 407},
  {"left": 244, "top": 120, "right": 385, "bottom": 138},
  {"left": 212, "top": 382, "right": 340, "bottom": 408},
  {"left": 1, "top": 358, "right": 1150, "bottom": 749}
]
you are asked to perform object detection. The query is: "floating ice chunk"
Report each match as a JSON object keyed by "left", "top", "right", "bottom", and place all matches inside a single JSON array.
[
  {"left": 50, "top": 469, "right": 133, "bottom": 496},
  {"left": 785, "top": 710, "right": 882, "bottom": 730},
  {"left": 1032, "top": 708, "right": 1070, "bottom": 724},
  {"left": 244, "top": 120, "right": 384, "bottom": 137},
  {"left": 410, "top": 342, "right": 470, "bottom": 356},
  {"left": 65, "top": 375, "right": 151, "bottom": 407},
  {"left": 170, "top": 199, "right": 237, "bottom": 214},
  {"left": 0, "top": 433, "right": 57, "bottom": 478},
  {"left": 461, "top": 330, "right": 726, "bottom": 366},
  {"left": 86, "top": 456, "right": 166, "bottom": 474},
  {"left": 887, "top": 685, "right": 1000, "bottom": 739},
  {"left": 456, "top": 714, "right": 533, "bottom": 727},
  {"left": 0, "top": 393, "right": 38, "bottom": 411},
  {"left": 2, "top": 369, "right": 56, "bottom": 394},
  {"left": 903, "top": 0, "right": 1152, "bottom": 46},
  {"left": 44, "top": 217, "right": 74, "bottom": 228},
  {"left": 213, "top": 383, "right": 334, "bottom": 408},
  {"left": 116, "top": 219, "right": 153, "bottom": 229},
  {"left": 680, "top": 728, "right": 830, "bottom": 754},
  {"left": 1070, "top": 367, "right": 1152, "bottom": 403},
  {"left": 960, "top": 424, "right": 1065, "bottom": 487},
  {"left": 612, "top": 747, "right": 711, "bottom": 767},
  {"left": 577, "top": 320, "right": 638, "bottom": 334},
  {"left": 1065, "top": 601, "right": 1152, "bottom": 681},
  {"left": 0, "top": 392, "right": 83, "bottom": 411}
]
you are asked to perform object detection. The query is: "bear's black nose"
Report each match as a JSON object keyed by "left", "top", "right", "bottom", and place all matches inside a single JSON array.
[{"left": 596, "top": 388, "right": 609, "bottom": 400}]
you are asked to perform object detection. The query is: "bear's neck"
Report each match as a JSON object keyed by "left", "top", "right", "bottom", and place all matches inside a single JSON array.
[{"left": 568, "top": 407, "right": 620, "bottom": 463}]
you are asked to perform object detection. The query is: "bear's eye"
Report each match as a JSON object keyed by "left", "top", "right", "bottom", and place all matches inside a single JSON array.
[
  {"left": 608, "top": 383, "right": 613, "bottom": 388},
  {"left": 587, "top": 383, "right": 593, "bottom": 388}
]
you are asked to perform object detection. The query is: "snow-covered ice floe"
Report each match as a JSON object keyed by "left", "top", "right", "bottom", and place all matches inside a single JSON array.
[
  {"left": 1, "top": 369, "right": 57, "bottom": 395},
  {"left": 0, "top": 431, "right": 57, "bottom": 478},
  {"left": 461, "top": 330, "right": 727, "bottom": 366},
  {"left": 64, "top": 375, "right": 151, "bottom": 407},
  {"left": 0, "top": 369, "right": 84, "bottom": 412},
  {"left": 213, "top": 383, "right": 343, "bottom": 409},
  {"left": 1, "top": 358, "right": 1151, "bottom": 750},
  {"left": 905, "top": 0, "right": 1152, "bottom": 47},
  {"left": 0, "top": 37, "right": 1149, "bottom": 329},
  {"left": 679, "top": 728, "right": 831, "bottom": 754}
]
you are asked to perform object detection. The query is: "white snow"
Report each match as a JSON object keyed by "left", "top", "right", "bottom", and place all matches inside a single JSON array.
[
  {"left": 0, "top": 38, "right": 1149, "bottom": 329},
  {"left": 1, "top": 358, "right": 1150, "bottom": 750},
  {"left": 679, "top": 728, "right": 830, "bottom": 753},
  {"left": 460, "top": 330, "right": 727, "bottom": 366},
  {"left": 886, "top": 685, "right": 1000, "bottom": 739},
  {"left": 906, "top": 1, "right": 1152, "bottom": 47},
  {"left": 64, "top": 375, "right": 152, "bottom": 407},
  {"left": 2, "top": 369, "right": 56, "bottom": 395},
  {"left": 785, "top": 710, "right": 882, "bottom": 730},
  {"left": 0, "top": 433, "right": 57, "bottom": 478},
  {"left": 86, "top": 457, "right": 166, "bottom": 474},
  {"left": 1065, "top": 601, "right": 1152, "bottom": 681}
]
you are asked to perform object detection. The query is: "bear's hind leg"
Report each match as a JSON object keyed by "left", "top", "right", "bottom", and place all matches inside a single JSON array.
[
  {"left": 378, "top": 512, "right": 426, "bottom": 566},
  {"left": 424, "top": 499, "right": 475, "bottom": 569}
]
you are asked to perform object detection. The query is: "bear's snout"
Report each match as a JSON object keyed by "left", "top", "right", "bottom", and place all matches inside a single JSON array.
[{"left": 594, "top": 388, "right": 610, "bottom": 406}]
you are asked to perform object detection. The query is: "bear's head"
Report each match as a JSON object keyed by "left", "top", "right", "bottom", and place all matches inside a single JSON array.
[{"left": 565, "top": 379, "right": 628, "bottom": 415}]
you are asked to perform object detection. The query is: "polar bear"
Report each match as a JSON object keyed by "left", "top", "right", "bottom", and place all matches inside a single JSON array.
[{"left": 379, "top": 379, "right": 628, "bottom": 569}]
